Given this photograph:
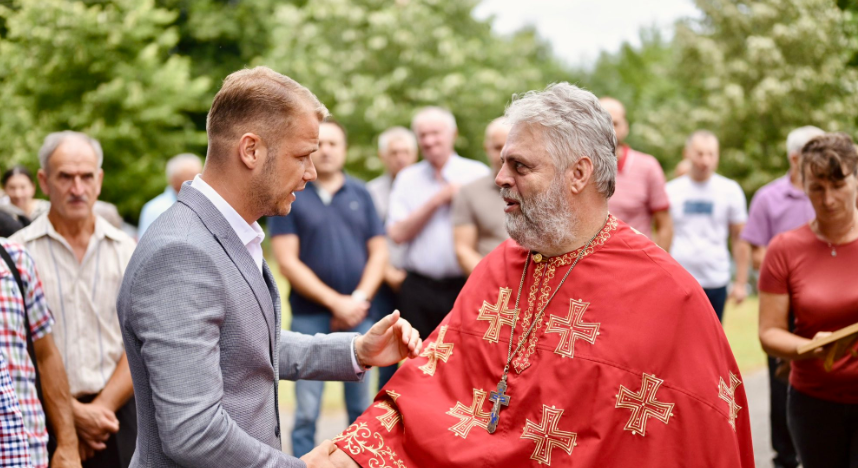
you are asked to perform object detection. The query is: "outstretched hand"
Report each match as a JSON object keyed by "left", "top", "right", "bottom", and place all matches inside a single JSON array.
[{"left": 355, "top": 310, "right": 422, "bottom": 368}]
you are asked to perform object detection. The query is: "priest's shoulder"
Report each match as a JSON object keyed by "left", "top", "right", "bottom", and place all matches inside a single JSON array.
[{"left": 610, "top": 219, "right": 700, "bottom": 298}]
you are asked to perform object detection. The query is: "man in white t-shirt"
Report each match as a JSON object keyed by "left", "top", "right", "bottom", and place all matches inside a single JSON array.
[{"left": 667, "top": 130, "right": 749, "bottom": 322}]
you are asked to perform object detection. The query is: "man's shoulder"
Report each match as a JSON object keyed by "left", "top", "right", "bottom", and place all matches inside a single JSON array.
[
  {"left": 9, "top": 215, "right": 48, "bottom": 244},
  {"left": 609, "top": 221, "right": 699, "bottom": 295},
  {"left": 98, "top": 215, "right": 135, "bottom": 245},
  {"left": 344, "top": 175, "right": 372, "bottom": 195},
  {"left": 394, "top": 161, "right": 430, "bottom": 181},
  {"left": 665, "top": 175, "right": 688, "bottom": 191},
  {"left": 628, "top": 148, "right": 662, "bottom": 168},
  {"left": 751, "top": 176, "right": 788, "bottom": 201},
  {"left": 451, "top": 155, "right": 490, "bottom": 175},
  {"left": 366, "top": 174, "right": 390, "bottom": 191},
  {"left": 460, "top": 174, "right": 495, "bottom": 194}
]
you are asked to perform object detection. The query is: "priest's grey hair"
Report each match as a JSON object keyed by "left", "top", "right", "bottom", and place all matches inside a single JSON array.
[
  {"left": 38, "top": 131, "right": 104, "bottom": 171},
  {"left": 505, "top": 83, "right": 617, "bottom": 198}
]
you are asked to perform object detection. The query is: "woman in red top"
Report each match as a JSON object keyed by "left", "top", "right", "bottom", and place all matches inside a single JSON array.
[{"left": 759, "top": 133, "right": 858, "bottom": 468}]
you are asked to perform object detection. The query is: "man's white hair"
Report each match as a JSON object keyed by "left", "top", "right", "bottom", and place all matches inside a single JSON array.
[
  {"left": 378, "top": 127, "right": 417, "bottom": 153},
  {"left": 786, "top": 126, "right": 825, "bottom": 156},
  {"left": 411, "top": 106, "right": 457, "bottom": 133},
  {"left": 38, "top": 131, "right": 103, "bottom": 171},
  {"left": 166, "top": 153, "right": 203, "bottom": 181},
  {"left": 504, "top": 83, "right": 617, "bottom": 198}
]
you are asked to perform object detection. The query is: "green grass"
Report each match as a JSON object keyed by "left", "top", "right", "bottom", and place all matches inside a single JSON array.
[
  {"left": 723, "top": 296, "right": 768, "bottom": 373},
  {"left": 270, "top": 257, "right": 767, "bottom": 412}
]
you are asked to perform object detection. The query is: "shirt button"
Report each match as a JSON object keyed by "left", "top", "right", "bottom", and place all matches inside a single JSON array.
[{"left": 533, "top": 253, "right": 543, "bottom": 263}]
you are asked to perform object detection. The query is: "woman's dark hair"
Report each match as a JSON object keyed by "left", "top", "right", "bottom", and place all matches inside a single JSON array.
[
  {"left": 800, "top": 132, "right": 858, "bottom": 182},
  {"left": 1, "top": 165, "right": 35, "bottom": 188}
]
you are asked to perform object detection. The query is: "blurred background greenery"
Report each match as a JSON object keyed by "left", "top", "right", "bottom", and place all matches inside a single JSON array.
[{"left": 1, "top": 0, "right": 857, "bottom": 224}]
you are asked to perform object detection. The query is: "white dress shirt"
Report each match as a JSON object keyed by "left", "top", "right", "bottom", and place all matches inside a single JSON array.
[
  {"left": 388, "top": 154, "right": 490, "bottom": 279},
  {"left": 190, "top": 176, "right": 365, "bottom": 374},
  {"left": 191, "top": 176, "right": 265, "bottom": 274}
]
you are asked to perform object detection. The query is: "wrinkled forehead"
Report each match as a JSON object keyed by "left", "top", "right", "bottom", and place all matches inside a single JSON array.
[
  {"left": 502, "top": 123, "right": 550, "bottom": 162},
  {"left": 50, "top": 139, "right": 100, "bottom": 171}
]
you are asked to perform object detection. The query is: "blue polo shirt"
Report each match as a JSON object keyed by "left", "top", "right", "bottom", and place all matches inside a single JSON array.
[{"left": 268, "top": 175, "right": 385, "bottom": 316}]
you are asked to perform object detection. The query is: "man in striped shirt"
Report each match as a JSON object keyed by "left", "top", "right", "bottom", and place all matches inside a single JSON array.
[{"left": 12, "top": 132, "right": 136, "bottom": 468}]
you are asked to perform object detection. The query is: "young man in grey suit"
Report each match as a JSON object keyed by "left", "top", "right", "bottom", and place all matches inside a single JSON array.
[{"left": 117, "top": 67, "right": 422, "bottom": 468}]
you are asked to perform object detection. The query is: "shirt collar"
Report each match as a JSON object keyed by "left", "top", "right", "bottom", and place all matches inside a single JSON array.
[
  {"left": 190, "top": 175, "right": 265, "bottom": 248},
  {"left": 780, "top": 175, "right": 807, "bottom": 199},
  {"left": 23, "top": 210, "right": 122, "bottom": 243}
]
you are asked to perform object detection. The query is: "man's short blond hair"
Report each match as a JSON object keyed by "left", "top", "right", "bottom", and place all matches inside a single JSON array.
[{"left": 206, "top": 67, "right": 329, "bottom": 160}]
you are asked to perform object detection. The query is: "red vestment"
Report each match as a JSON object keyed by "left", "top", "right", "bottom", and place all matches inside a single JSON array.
[{"left": 334, "top": 216, "right": 754, "bottom": 467}]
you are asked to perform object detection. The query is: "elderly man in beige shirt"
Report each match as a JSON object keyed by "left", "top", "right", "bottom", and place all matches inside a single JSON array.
[{"left": 12, "top": 131, "right": 137, "bottom": 468}]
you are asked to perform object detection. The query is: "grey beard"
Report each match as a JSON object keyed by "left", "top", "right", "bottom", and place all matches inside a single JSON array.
[{"left": 502, "top": 180, "right": 578, "bottom": 254}]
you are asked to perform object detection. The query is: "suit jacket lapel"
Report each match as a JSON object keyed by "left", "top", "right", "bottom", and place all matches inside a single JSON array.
[{"left": 177, "top": 185, "right": 276, "bottom": 361}]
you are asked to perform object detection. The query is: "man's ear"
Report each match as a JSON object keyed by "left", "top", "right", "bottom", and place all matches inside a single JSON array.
[
  {"left": 568, "top": 156, "right": 594, "bottom": 195},
  {"left": 238, "top": 133, "right": 264, "bottom": 170},
  {"left": 37, "top": 169, "right": 50, "bottom": 197}
]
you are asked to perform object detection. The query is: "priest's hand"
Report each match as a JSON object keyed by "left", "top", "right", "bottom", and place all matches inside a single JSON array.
[
  {"left": 355, "top": 310, "right": 422, "bottom": 368},
  {"left": 300, "top": 440, "right": 339, "bottom": 468}
]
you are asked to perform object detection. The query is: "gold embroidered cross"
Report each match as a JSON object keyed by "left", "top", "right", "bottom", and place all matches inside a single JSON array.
[
  {"left": 615, "top": 373, "right": 675, "bottom": 436},
  {"left": 718, "top": 371, "right": 743, "bottom": 431},
  {"left": 446, "top": 388, "right": 491, "bottom": 438},
  {"left": 477, "top": 287, "right": 518, "bottom": 344},
  {"left": 545, "top": 299, "right": 600, "bottom": 359},
  {"left": 374, "top": 401, "right": 402, "bottom": 432},
  {"left": 418, "top": 325, "right": 454, "bottom": 376},
  {"left": 521, "top": 404, "right": 577, "bottom": 466}
]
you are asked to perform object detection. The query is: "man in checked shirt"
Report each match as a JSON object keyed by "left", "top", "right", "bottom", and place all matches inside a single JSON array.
[{"left": 0, "top": 238, "right": 80, "bottom": 468}]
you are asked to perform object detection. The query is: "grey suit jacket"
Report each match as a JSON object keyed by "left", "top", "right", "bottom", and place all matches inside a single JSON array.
[{"left": 117, "top": 185, "right": 360, "bottom": 468}]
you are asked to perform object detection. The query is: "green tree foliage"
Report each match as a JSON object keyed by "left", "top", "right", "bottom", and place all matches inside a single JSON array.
[
  {"left": 0, "top": 0, "right": 210, "bottom": 219},
  {"left": 261, "top": 0, "right": 571, "bottom": 178},
  {"left": 585, "top": 0, "right": 858, "bottom": 193}
]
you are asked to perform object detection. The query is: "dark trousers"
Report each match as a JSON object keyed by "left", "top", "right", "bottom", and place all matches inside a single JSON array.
[
  {"left": 768, "top": 357, "right": 799, "bottom": 468},
  {"left": 703, "top": 286, "right": 727, "bottom": 322},
  {"left": 77, "top": 395, "right": 136, "bottom": 468},
  {"left": 787, "top": 386, "right": 858, "bottom": 468},
  {"left": 398, "top": 272, "right": 466, "bottom": 340}
]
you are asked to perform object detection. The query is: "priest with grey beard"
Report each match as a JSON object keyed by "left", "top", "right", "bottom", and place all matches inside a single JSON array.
[{"left": 326, "top": 83, "right": 755, "bottom": 468}]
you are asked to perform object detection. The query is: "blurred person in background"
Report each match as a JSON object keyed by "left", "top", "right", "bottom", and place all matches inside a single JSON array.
[
  {"left": 387, "top": 107, "right": 489, "bottom": 339},
  {"left": 667, "top": 130, "right": 749, "bottom": 322},
  {"left": 11, "top": 131, "right": 137, "bottom": 468},
  {"left": 269, "top": 120, "right": 387, "bottom": 457},
  {"left": 366, "top": 126, "right": 418, "bottom": 390},
  {"left": 758, "top": 132, "right": 858, "bottom": 468},
  {"left": 0, "top": 237, "right": 80, "bottom": 468},
  {"left": 739, "top": 125, "right": 824, "bottom": 468},
  {"left": 452, "top": 117, "right": 511, "bottom": 275},
  {"left": 1, "top": 166, "right": 50, "bottom": 225},
  {"left": 137, "top": 153, "right": 202, "bottom": 238},
  {"left": 600, "top": 97, "right": 672, "bottom": 250}
]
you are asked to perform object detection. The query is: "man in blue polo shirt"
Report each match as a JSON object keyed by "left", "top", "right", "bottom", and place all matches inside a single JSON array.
[{"left": 269, "top": 120, "right": 388, "bottom": 458}]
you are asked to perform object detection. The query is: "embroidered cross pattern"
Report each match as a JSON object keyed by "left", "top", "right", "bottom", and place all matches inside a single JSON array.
[
  {"left": 615, "top": 373, "right": 675, "bottom": 436},
  {"left": 446, "top": 388, "right": 491, "bottom": 438},
  {"left": 718, "top": 371, "right": 743, "bottom": 431},
  {"left": 477, "top": 287, "right": 517, "bottom": 344},
  {"left": 418, "top": 325, "right": 454, "bottom": 376},
  {"left": 520, "top": 404, "right": 577, "bottom": 466},
  {"left": 374, "top": 401, "right": 402, "bottom": 432},
  {"left": 545, "top": 298, "right": 600, "bottom": 359}
]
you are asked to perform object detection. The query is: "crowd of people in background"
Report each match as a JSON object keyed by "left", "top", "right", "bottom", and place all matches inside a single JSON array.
[{"left": 0, "top": 94, "right": 856, "bottom": 468}]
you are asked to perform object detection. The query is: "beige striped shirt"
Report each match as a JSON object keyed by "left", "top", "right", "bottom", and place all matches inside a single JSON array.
[{"left": 11, "top": 214, "right": 136, "bottom": 396}]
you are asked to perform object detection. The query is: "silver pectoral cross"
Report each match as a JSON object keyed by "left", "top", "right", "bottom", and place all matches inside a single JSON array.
[{"left": 487, "top": 378, "right": 511, "bottom": 434}]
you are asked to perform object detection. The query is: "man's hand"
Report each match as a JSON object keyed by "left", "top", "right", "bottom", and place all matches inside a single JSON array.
[
  {"left": 331, "top": 447, "right": 360, "bottom": 468},
  {"left": 51, "top": 443, "right": 82, "bottom": 468},
  {"left": 355, "top": 310, "right": 422, "bottom": 368},
  {"left": 300, "top": 440, "right": 339, "bottom": 468},
  {"left": 328, "top": 295, "right": 370, "bottom": 329},
  {"left": 728, "top": 281, "right": 747, "bottom": 305},
  {"left": 432, "top": 183, "right": 460, "bottom": 207},
  {"left": 73, "top": 400, "right": 119, "bottom": 452}
]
